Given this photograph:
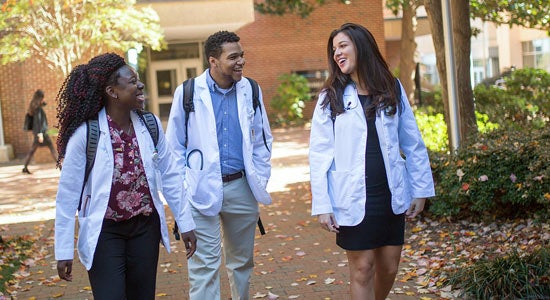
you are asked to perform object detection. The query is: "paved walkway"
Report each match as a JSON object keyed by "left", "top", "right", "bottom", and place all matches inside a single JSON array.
[{"left": 0, "top": 127, "right": 429, "bottom": 299}]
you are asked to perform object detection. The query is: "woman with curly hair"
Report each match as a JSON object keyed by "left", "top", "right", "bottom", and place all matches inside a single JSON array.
[
  {"left": 54, "top": 53, "right": 196, "bottom": 299},
  {"left": 21, "top": 89, "right": 58, "bottom": 174}
]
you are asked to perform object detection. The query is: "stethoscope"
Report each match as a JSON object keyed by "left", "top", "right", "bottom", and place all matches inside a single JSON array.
[{"left": 186, "top": 149, "right": 204, "bottom": 170}]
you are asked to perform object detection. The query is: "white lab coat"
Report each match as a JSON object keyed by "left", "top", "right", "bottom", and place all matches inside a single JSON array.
[
  {"left": 309, "top": 81, "right": 435, "bottom": 226},
  {"left": 165, "top": 70, "right": 273, "bottom": 216},
  {"left": 55, "top": 108, "right": 195, "bottom": 270}
]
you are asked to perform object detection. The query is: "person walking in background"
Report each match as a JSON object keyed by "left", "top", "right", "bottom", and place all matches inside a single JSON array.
[
  {"left": 22, "top": 89, "right": 58, "bottom": 174},
  {"left": 54, "top": 53, "right": 196, "bottom": 299},
  {"left": 166, "top": 30, "right": 273, "bottom": 300},
  {"left": 309, "top": 23, "right": 435, "bottom": 300}
]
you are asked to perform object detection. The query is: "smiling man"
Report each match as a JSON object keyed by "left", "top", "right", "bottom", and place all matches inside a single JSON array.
[{"left": 166, "top": 31, "right": 273, "bottom": 300}]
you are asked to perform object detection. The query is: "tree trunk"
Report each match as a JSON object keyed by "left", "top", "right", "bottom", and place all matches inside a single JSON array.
[
  {"left": 423, "top": 0, "right": 452, "bottom": 150},
  {"left": 451, "top": 0, "right": 478, "bottom": 139},
  {"left": 399, "top": 0, "right": 417, "bottom": 104}
]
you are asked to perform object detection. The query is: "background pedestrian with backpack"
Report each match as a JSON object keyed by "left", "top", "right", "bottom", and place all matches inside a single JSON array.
[
  {"left": 21, "top": 89, "right": 58, "bottom": 174},
  {"left": 166, "top": 30, "right": 273, "bottom": 300},
  {"left": 54, "top": 53, "right": 197, "bottom": 299}
]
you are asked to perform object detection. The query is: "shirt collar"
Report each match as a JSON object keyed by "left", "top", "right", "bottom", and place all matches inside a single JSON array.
[{"left": 206, "top": 69, "right": 236, "bottom": 94}]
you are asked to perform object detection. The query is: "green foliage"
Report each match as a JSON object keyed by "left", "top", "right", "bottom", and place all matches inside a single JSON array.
[
  {"left": 448, "top": 246, "right": 550, "bottom": 299},
  {"left": 270, "top": 73, "right": 310, "bottom": 126},
  {"left": 415, "top": 112, "right": 448, "bottom": 152},
  {"left": 415, "top": 110, "right": 498, "bottom": 152},
  {"left": 418, "top": 87, "right": 443, "bottom": 113},
  {"left": 428, "top": 127, "right": 550, "bottom": 220},
  {"left": 0, "top": 0, "right": 165, "bottom": 76},
  {"left": 474, "top": 68, "right": 549, "bottom": 130},
  {"left": 471, "top": 0, "right": 550, "bottom": 32}
]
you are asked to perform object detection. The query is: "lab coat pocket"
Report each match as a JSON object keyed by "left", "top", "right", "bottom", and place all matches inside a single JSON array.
[
  {"left": 328, "top": 169, "right": 363, "bottom": 211},
  {"left": 184, "top": 167, "right": 206, "bottom": 202}
]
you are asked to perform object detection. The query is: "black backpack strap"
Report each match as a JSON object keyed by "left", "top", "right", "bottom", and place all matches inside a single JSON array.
[
  {"left": 136, "top": 110, "right": 159, "bottom": 147},
  {"left": 246, "top": 77, "right": 260, "bottom": 114},
  {"left": 79, "top": 117, "right": 99, "bottom": 211},
  {"left": 245, "top": 77, "right": 267, "bottom": 235},
  {"left": 182, "top": 78, "right": 195, "bottom": 148},
  {"left": 174, "top": 78, "right": 195, "bottom": 240},
  {"left": 245, "top": 77, "right": 270, "bottom": 153}
]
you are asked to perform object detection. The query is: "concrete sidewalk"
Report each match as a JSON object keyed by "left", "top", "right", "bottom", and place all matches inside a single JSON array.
[{"left": 0, "top": 127, "right": 429, "bottom": 299}]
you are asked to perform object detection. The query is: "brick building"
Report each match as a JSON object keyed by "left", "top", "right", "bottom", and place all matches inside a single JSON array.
[{"left": 0, "top": 0, "right": 386, "bottom": 162}]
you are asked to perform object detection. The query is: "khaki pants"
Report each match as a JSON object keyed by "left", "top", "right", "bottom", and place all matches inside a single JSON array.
[{"left": 188, "top": 176, "right": 259, "bottom": 300}]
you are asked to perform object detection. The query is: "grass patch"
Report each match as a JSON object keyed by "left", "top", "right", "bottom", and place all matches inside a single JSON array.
[
  {"left": 448, "top": 245, "right": 550, "bottom": 299},
  {"left": 0, "top": 236, "right": 35, "bottom": 294}
]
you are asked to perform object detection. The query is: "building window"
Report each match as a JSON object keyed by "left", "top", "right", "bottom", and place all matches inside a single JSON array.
[
  {"left": 522, "top": 38, "right": 550, "bottom": 72},
  {"left": 150, "top": 43, "right": 200, "bottom": 61}
]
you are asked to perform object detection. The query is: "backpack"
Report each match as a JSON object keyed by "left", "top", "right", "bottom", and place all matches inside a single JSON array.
[
  {"left": 177, "top": 77, "right": 267, "bottom": 236},
  {"left": 78, "top": 111, "right": 159, "bottom": 211},
  {"left": 24, "top": 113, "right": 33, "bottom": 131}
]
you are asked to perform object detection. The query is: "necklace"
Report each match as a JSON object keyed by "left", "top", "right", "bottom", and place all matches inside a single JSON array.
[{"left": 123, "top": 123, "right": 133, "bottom": 136}]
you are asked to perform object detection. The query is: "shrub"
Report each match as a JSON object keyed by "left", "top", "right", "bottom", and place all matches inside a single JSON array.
[
  {"left": 428, "top": 126, "right": 550, "bottom": 220},
  {"left": 415, "top": 111, "right": 448, "bottom": 152},
  {"left": 269, "top": 73, "right": 310, "bottom": 126},
  {"left": 447, "top": 246, "right": 550, "bottom": 299},
  {"left": 474, "top": 68, "right": 549, "bottom": 130},
  {"left": 415, "top": 110, "right": 498, "bottom": 152}
]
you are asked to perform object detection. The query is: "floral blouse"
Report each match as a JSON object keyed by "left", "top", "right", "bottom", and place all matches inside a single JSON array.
[{"left": 105, "top": 115, "right": 154, "bottom": 221}]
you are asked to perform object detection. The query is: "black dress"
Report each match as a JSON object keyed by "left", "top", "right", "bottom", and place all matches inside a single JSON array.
[{"left": 336, "top": 95, "right": 405, "bottom": 251}]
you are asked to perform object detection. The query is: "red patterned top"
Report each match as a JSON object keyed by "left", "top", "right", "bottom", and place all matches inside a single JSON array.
[{"left": 105, "top": 115, "right": 154, "bottom": 221}]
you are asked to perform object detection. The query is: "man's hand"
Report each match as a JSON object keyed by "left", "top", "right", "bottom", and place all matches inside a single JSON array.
[
  {"left": 406, "top": 198, "right": 426, "bottom": 219},
  {"left": 57, "top": 260, "right": 73, "bottom": 281},
  {"left": 181, "top": 230, "right": 197, "bottom": 259},
  {"left": 37, "top": 133, "right": 44, "bottom": 143}
]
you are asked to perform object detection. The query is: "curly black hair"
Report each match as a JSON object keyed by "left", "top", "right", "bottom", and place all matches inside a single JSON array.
[
  {"left": 204, "top": 30, "right": 240, "bottom": 59},
  {"left": 55, "top": 53, "right": 126, "bottom": 167}
]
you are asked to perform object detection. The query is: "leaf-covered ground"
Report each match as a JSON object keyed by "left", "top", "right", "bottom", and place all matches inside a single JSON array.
[{"left": 1, "top": 127, "right": 548, "bottom": 299}]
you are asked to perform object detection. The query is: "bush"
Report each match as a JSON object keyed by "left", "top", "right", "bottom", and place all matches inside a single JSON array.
[
  {"left": 474, "top": 68, "right": 549, "bottom": 130},
  {"left": 269, "top": 73, "right": 310, "bottom": 126},
  {"left": 415, "top": 110, "right": 498, "bottom": 152},
  {"left": 447, "top": 246, "right": 550, "bottom": 299},
  {"left": 428, "top": 126, "right": 550, "bottom": 220}
]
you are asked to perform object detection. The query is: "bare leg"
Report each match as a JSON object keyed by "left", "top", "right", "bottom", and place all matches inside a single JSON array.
[
  {"left": 373, "top": 245, "right": 403, "bottom": 300},
  {"left": 346, "top": 250, "right": 376, "bottom": 300}
]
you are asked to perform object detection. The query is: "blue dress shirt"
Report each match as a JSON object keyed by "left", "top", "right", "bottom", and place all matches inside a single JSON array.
[{"left": 206, "top": 70, "right": 244, "bottom": 175}]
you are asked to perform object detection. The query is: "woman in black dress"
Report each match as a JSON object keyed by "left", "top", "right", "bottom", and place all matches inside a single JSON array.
[
  {"left": 309, "top": 23, "right": 435, "bottom": 299},
  {"left": 22, "top": 89, "right": 58, "bottom": 174}
]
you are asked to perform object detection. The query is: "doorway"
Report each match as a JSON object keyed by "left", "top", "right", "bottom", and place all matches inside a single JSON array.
[{"left": 148, "top": 59, "right": 203, "bottom": 124}]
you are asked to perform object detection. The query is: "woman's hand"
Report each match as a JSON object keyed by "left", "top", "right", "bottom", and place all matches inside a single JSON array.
[
  {"left": 318, "top": 213, "right": 339, "bottom": 233},
  {"left": 181, "top": 230, "right": 197, "bottom": 259},
  {"left": 57, "top": 259, "right": 73, "bottom": 281},
  {"left": 37, "top": 133, "right": 44, "bottom": 143},
  {"left": 406, "top": 198, "right": 426, "bottom": 219}
]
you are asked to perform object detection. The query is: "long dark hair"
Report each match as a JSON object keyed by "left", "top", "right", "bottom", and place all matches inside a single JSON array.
[
  {"left": 321, "top": 23, "right": 399, "bottom": 118},
  {"left": 27, "top": 89, "right": 44, "bottom": 116},
  {"left": 55, "top": 53, "right": 126, "bottom": 167}
]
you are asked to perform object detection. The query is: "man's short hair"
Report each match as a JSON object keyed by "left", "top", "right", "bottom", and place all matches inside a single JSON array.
[{"left": 204, "top": 31, "right": 240, "bottom": 59}]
